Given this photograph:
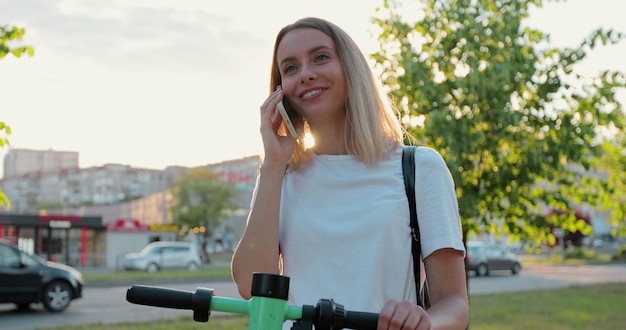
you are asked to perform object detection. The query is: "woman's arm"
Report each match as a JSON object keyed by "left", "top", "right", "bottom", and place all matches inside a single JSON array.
[
  {"left": 423, "top": 248, "right": 469, "bottom": 329},
  {"left": 231, "top": 87, "right": 295, "bottom": 299},
  {"left": 231, "top": 164, "right": 285, "bottom": 299},
  {"left": 377, "top": 248, "right": 468, "bottom": 330}
]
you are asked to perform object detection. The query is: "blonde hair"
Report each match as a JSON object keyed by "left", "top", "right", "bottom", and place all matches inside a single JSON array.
[{"left": 270, "top": 17, "right": 405, "bottom": 168}]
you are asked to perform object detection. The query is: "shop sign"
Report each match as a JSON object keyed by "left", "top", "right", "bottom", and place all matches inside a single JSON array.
[
  {"left": 49, "top": 220, "right": 72, "bottom": 228},
  {"left": 149, "top": 225, "right": 179, "bottom": 232},
  {"left": 106, "top": 219, "right": 150, "bottom": 231}
]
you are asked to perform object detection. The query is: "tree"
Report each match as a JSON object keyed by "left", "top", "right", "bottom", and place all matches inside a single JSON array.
[
  {"left": 591, "top": 137, "right": 626, "bottom": 238},
  {"left": 1, "top": 25, "right": 34, "bottom": 58},
  {"left": 371, "top": 0, "right": 626, "bottom": 247},
  {"left": 0, "top": 122, "right": 11, "bottom": 208},
  {"left": 168, "top": 167, "right": 240, "bottom": 262},
  {"left": 1, "top": 25, "right": 35, "bottom": 209}
]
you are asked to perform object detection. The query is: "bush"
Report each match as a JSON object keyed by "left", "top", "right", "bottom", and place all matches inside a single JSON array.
[
  {"left": 611, "top": 244, "right": 626, "bottom": 261},
  {"left": 565, "top": 247, "right": 596, "bottom": 259}
]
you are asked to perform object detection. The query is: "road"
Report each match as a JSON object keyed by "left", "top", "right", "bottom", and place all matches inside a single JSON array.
[{"left": 1, "top": 263, "right": 625, "bottom": 330}]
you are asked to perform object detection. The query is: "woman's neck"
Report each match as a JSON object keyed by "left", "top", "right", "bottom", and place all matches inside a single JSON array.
[{"left": 309, "top": 123, "right": 347, "bottom": 155}]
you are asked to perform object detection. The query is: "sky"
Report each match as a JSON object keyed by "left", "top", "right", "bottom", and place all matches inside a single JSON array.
[{"left": 1, "top": 0, "right": 625, "bottom": 176}]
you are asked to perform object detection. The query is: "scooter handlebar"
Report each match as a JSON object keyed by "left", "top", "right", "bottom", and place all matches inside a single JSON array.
[
  {"left": 310, "top": 298, "right": 378, "bottom": 330},
  {"left": 126, "top": 285, "right": 212, "bottom": 322},
  {"left": 126, "top": 284, "right": 380, "bottom": 329},
  {"left": 343, "top": 310, "right": 379, "bottom": 330}
]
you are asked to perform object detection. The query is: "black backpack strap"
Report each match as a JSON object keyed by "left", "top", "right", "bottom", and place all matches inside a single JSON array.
[{"left": 401, "top": 146, "right": 421, "bottom": 295}]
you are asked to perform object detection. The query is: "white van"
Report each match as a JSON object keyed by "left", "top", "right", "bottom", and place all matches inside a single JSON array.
[{"left": 123, "top": 241, "right": 202, "bottom": 272}]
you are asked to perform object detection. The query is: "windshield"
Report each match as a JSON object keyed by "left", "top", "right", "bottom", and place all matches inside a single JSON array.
[
  {"left": 20, "top": 252, "right": 42, "bottom": 267},
  {"left": 139, "top": 245, "right": 162, "bottom": 256}
]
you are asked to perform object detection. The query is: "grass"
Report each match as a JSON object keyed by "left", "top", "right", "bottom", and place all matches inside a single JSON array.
[
  {"left": 35, "top": 282, "right": 626, "bottom": 330},
  {"left": 469, "top": 282, "right": 626, "bottom": 330},
  {"left": 519, "top": 247, "right": 618, "bottom": 266},
  {"left": 83, "top": 267, "right": 232, "bottom": 283}
]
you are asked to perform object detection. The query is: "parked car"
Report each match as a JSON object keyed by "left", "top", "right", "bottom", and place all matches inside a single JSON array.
[
  {"left": 0, "top": 238, "right": 83, "bottom": 312},
  {"left": 123, "top": 241, "right": 202, "bottom": 272},
  {"left": 466, "top": 241, "right": 522, "bottom": 276}
]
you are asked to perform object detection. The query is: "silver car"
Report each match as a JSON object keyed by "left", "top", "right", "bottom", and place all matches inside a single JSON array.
[
  {"left": 466, "top": 241, "right": 522, "bottom": 276},
  {"left": 123, "top": 241, "right": 202, "bottom": 272}
]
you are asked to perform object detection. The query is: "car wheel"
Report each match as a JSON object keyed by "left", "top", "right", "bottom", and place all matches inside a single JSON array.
[
  {"left": 186, "top": 262, "right": 199, "bottom": 271},
  {"left": 146, "top": 263, "right": 159, "bottom": 272},
  {"left": 511, "top": 262, "right": 521, "bottom": 275},
  {"left": 42, "top": 281, "right": 73, "bottom": 312},
  {"left": 476, "top": 263, "right": 489, "bottom": 277}
]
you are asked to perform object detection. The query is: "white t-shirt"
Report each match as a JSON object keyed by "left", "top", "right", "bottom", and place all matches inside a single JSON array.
[{"left": 255, "top": 145, "right": 464, "bottom": 328}]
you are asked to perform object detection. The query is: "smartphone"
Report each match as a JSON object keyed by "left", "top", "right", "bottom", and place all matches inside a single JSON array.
[{"left": 277, "top": 98, "right": 298, "bottom": 139}]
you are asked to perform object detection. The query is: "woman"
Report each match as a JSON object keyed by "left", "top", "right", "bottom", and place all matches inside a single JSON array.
[{"left": 231, "top": 17, "right": 469, "bottom": 330}]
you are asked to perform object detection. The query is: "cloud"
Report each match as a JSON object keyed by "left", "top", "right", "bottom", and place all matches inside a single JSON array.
[{"left": 1, "top": 0, "right": 267, "bottom": 74}]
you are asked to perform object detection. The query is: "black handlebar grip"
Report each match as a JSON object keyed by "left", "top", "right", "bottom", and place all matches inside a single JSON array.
[
  {"left": 126, "top": 285, "right": 193, "bottom": 310},
  {"left": 314, "top": 299, "right": 379, "bottom": 330},
  {"left": 343, "top": 310, "right": 379, "bottom": 330}
]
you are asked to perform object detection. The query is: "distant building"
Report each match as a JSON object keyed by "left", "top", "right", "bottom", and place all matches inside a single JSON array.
[
  {"left": 3, "top": 148, "right": 79, "bottom": 179},
  {"left": 0, "top": 148, "right": 259, "bottom": 228},
  {"left": 0, "top": 149, "right": 261, "bottom": 269},
  {"left": 0, "top": 148, "right": 185, "bottom": 213},
  {"left": 207, "top": 155, "right": 260, "bottom": 190}
]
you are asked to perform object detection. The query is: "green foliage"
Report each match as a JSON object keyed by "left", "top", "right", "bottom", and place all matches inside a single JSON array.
[
  {"left": 0, "top": 25, "right": 35, "bottom": 58},
  {"left": 613, "top": 244, "right": 626, "bottom": 261},
  {"left": 168, "top": 168, "right": 240, "bottom": 256},
  {"left": 0, "top": 188, "right": 8, "bottom": 210},
  {"left": 0, "top": 24, "right": 34, "bottom": 210},
  {"left": 0, "top": 121, "right": 10, "bottom": 149},
  {"left": 0, "top": 122, "right": 11, "bottom": 208},
  {"left": 372, "top": 0, "right": 626, "bottom": 246},
  {"left": 590, "top": 138, "right": 626, "bottom": 237},
  {"left": 564, "top": 246, "right": 596, "bottom": 259}
]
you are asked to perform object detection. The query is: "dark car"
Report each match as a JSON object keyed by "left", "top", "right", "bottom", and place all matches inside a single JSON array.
[
  {"left": 466, "top": 241, "right": 522, "bottom": 276},
  {"left": 0, "top": 238, "right": 84, "bottom": 312}
]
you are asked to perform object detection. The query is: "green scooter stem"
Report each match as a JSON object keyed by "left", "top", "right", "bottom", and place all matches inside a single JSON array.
[
  {"left": 207, "top": 295, "right": 303, "bottom": 329},
  {"left": 202, "top": 272, "right": 300, "bottom": 329},
  {"left": 248, "top": 272, "right": 295, "bottom": 329}
]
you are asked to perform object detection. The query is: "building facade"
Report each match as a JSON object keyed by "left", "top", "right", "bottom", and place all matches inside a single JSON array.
[
  {"left": 3, "top": 148, "right": 79, "bottom": 179},
  {"left": 1, "top": 149, "right": 188, "bottom": 213},
  {"left": 0, "top": 148, "right": 260, "bottom": 269},
  {"left": 0, "top": 214, "right": 105, "bottom": 267}
]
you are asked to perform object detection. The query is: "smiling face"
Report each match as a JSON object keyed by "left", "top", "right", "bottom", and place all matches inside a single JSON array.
[{"left": 276, "top": 28, "right": 348, "bottom": 128}]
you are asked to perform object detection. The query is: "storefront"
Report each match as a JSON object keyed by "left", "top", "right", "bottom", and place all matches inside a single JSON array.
[{"left": 0, "top": 214, "right": 105, "bottom": 267}]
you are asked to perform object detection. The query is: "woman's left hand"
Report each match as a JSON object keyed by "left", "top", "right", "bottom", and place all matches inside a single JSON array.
[{"left": 377, "top": 299, "right": 431, "bottom": 330}]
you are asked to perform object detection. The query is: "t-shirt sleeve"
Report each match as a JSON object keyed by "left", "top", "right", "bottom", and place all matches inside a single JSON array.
[{"left": 413, "top": 147, "right": 465, "bottom": 258}]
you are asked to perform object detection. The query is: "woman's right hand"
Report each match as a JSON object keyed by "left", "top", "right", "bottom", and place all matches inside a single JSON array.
[
  {"left": 378, "top": 299, "right": 431, "bottom": 330},
  {"left": 259, "top": 86, "right": 297, "bottom": 168}
]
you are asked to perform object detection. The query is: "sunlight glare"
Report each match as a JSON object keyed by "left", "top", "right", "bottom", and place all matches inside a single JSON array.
[{"left": 304, "top": 133, "right": 315, "bottom": 149}]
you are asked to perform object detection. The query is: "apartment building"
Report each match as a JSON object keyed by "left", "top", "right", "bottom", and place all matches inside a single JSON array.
[
  {"left": 2, "top": 148, "right": 79, "bottom": 179},
  {"left": 0, "top": 149, "right": 189, "bottom": 213}
]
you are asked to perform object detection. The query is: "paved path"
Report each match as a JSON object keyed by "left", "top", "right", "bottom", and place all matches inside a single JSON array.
[{"left": 469, "top": 263, "right": 626, "bottom": 295}]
